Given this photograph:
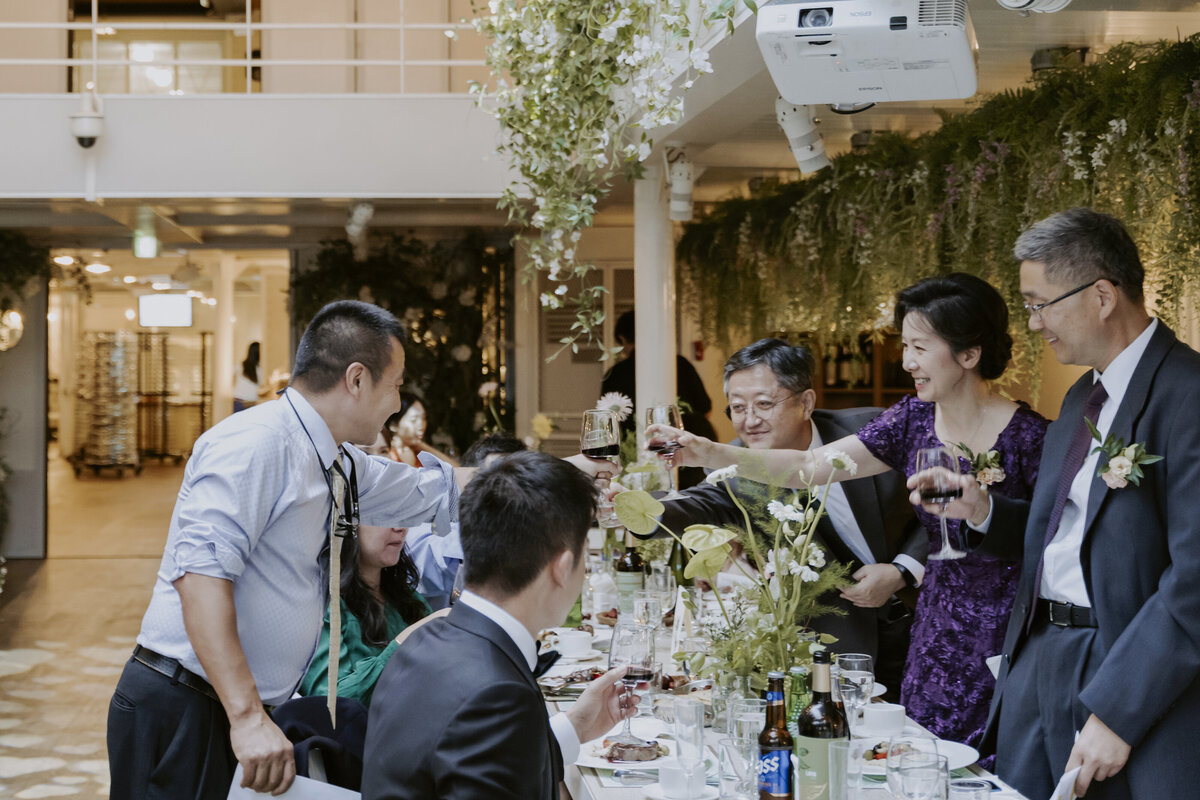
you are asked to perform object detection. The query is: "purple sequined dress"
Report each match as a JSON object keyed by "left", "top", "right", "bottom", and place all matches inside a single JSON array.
[{"left": 857, "top": 395, "right": 1048, "bottom": 751}]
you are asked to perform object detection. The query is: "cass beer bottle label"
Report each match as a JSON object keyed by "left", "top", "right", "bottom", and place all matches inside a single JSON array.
[{"left": 758, "top": 745, "right": 792, "bottom": 798}]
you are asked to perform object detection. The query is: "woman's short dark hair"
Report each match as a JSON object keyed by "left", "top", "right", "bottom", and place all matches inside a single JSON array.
[
  {"left": 722, "top": 338, "right": 817, "bottom": 396},
  {"left": 460, "top": 451, "right": 596, "bottom": 597},
  {"left": 894, "top": 273, "right": 1013, "bottom": 381},
  {"left": 292, "top": 300, "right": 405, "bottom": 393},
  {"left": 1013, "top": 207, "right": 1144, "bottom": 302},
  {"left": 242, "top": 341, "right": 260, "bottom": 383}
]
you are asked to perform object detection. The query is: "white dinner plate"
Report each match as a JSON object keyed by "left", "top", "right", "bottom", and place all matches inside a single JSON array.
[
  {"left": 871, "top": 682, "right": 887, "bottom": 698},
  {"left": 857, "top": 737, "right": 978, "bottom": 774},
  {"left": 643, "top": 782, "right": 717, "bottom": 800},
  {"left": 576, "top": 718, "right": 673, "bottom": 770}
]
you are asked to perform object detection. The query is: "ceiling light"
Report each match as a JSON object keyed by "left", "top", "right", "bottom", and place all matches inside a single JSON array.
[
  {"left": 776, "top": 97, "right": 832, "bottom": 175},
  {"left": 205, "top": 297, "right": 217, "bottom": 306},
  {"left": 152, "top": 282, "right": 171, "bottom": 291},
  {"left": 123, "top": 275, "right": 137, "bottom": 284},
  {"left": 124, "top": 309, "right": 136, "bottom": 321},
  {"left": 85, "top": 261, "right": 111, "bottom": 275},
  {"left": 53, "top": 255, "right": 75, "bottom": 266}
]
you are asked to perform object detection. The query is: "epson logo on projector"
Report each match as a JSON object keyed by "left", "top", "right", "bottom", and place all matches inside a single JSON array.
[
  {"left": 860, "top": 86, "right": 884, "bottom": 92},
  {"left": 849, "top": 10, "right": 873, "bottom": 15}
]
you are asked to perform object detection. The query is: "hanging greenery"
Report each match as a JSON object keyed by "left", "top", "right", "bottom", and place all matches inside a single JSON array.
[
  {"left": 291, "top": 231, "right": 514, "bottom": 456},
  {"left": 472, "top": 0, "right": 713, "bottom": 355},
  {"left": 677, "top": 38, "right": 1200, "bottom": 396}
]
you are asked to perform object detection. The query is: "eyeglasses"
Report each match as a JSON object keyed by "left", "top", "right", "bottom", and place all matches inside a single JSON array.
[
  {"left": 724, "top": 393, "right": 798, "bottom": 421},
  {"left": 1023, "top": 279, "right": 1117, "bottom": 320}
]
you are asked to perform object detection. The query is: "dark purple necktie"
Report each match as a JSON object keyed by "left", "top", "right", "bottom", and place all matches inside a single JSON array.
[{"left": 1026, "top": 379, "right": 1108, "bottom": 631}]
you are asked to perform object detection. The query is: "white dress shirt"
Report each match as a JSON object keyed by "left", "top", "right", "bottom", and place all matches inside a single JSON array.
[
  {"left": 1041, "top": 319, "right": 1158, "bottom": 605},
  {"left": 811, "top": 424, "right": 926, "bottom": 586},
  {"left": 406, "top": 522, "right": 463, "bottom": 609},
  {"left": 458, "top": 590, "right": 582, "bottom": 770},
  {"left": 138, "top": 388, "right": 458, "bottom": 705}
]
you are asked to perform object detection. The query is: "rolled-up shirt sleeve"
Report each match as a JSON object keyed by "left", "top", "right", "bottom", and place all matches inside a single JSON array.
[{"left": 354, "top": 450, "right": 459, "bottom": 536}]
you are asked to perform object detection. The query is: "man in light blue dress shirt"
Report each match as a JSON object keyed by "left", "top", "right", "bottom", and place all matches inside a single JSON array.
[{"left": 107, "top": 300, "right": 465, "bottom": 800}]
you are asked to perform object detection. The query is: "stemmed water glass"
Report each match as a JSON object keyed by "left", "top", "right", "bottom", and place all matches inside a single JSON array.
[
  {"left": 895, "top": 751, "right": 949, "bottom": 800},
  {"left": 607, "top": 623, "right": 656, "bottom": 745},
  {"left": 835, "top": 653, "right": 874, "bottom": 734},
  {"left": 885, "top": 734, "right": 940, "bottom": 798},
  {"left": 916, "top": 446, "right": 967, "bottom": 560},
  {"left": 581, "top": 409, "right": 622, "bottom": 527},
  {"left": 645, "top": 403, "right": 685, "bottom": 500},
  {"left": 674, "top": 697, "right": 707, "bottom": 793}
]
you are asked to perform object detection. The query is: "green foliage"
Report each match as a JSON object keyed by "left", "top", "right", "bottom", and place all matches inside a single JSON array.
[
  {"left": 0, "top": 231, "right": 49, "bottom": 313},
  {"left": 472, "top": 0, "right": 713, "bottom": 354},
  {"left": 291, "top": 232, "right": 513, "bottom": 455},
  {"left": 636, "top": 535, "right": 671, "bottom": 564},
  {"left": 677, "top": 37, "right": 1200, "bottom": 400}
]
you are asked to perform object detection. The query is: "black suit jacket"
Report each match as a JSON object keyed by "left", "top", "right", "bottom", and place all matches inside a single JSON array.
[
  {"left": 981, "top": 323, "right": 1200, "bottom": 794},
  {"left": 655, "top": 407, "right": 926, "bottom": 659},
  {"left": 362, "top": 603, "right": 563, "bottom": 800}
]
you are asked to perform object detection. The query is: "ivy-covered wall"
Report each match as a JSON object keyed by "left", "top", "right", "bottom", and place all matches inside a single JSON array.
[{"left": 677, "top": 38, "right": 1200, "bottom": 395}]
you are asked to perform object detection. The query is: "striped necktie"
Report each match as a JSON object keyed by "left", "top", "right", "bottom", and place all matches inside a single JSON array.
[{"left": 326, "top": 450, "right": 349, "bottom": 727}]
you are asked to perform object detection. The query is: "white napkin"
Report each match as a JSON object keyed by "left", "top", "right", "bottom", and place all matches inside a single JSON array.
[
  {"left": 669, "top": 585, "right": 695, "bottom": 658},
  {"left": 1049, "top": 767, "right": 1080, "bottom": 800},
  {"left": 228, "top": 765, "right": 359, "bottom": 799}
]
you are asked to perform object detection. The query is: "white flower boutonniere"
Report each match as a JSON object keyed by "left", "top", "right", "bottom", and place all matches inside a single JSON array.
[
  {"left": 956, "top": 443, "right": 1006, "bottom": 488},
  {"left": 1085, "top": 420, "right": 1162, "bottom": 489},
  {"left": 596, "top": 391, "right": 633, "bottom": 422}
]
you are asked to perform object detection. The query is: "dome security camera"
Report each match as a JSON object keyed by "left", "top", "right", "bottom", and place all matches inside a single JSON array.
[{"left": 70, "top": 89, "right": 104, "bottom": 149}]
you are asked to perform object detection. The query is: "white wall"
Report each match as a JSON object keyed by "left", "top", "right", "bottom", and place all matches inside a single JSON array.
[
  {"left": 0, "top": 0, "right": 66, "bottom": 94},
  {"left": 0, "top": 95, "right": 513, "bottom": 200}
]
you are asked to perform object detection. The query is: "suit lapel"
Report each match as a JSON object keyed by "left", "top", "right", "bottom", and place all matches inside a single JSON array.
[
  {"left": 446, "top": 603, "right": 539, "bottom": 693},
  {"left": 1082, "top": 323, "right": 1176, "bottom": 535}
]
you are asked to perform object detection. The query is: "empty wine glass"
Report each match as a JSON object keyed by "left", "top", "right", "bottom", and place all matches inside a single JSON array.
[
  {"left": 674, "top": 697, "right": 707, "bottom": 791},
  {"left": 835, "top": 653, "right": 874, "bottom": 734},
  {"left": 896, "top": 751, "right": 949, "bottom": 800},
  {"left": 885, "top": 734, "right": 939, "bottom": 798},
  {"left": 645, "top": 403, "right": 685, "bottom": 500},
  {"left": 915, "top": 446, "right": 967, "bottom": 560},
  {"left": 607, "top": 623, "right": 656, "bottom": 745},
  {"left": 581, "top": 409, "right": 622, "bottom": 526}
]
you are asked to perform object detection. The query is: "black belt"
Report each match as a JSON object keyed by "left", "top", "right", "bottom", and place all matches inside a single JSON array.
[
  {"left": 1036, "top": 599, "right": 1097, "bottom": 628},
  {"left": 132, "top": 645, "right": 220, "bottom": 702}
]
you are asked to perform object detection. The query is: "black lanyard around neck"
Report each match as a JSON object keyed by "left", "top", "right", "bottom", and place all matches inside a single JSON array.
[{"left": 285, "top": 389, "right": 359, "bottom": 538}]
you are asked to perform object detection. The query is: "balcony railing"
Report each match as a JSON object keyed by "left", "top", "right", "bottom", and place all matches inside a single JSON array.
[{"left": 0, "top": 0, "right": 486, "bottom": 95}]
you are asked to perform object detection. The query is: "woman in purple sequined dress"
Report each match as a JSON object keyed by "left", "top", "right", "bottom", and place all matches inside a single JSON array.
[{"left": 650, "top": 273, "right": 1048, "bottom": 751}]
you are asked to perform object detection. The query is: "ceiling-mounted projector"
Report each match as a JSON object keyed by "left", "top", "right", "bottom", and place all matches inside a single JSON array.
[{"left": 756, "top": 0, "right": 978, "bottom": 106}]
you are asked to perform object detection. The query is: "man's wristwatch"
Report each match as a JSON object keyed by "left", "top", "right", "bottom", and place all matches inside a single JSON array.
[{"left": 892, "top": 562, "right": 918, "bottom": 590}]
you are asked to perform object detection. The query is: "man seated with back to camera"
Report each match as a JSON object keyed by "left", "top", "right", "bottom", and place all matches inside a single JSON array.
[
  {"left": 640, "top": 338, "right": 926, "bottom": 699},
  {"left": 362, "top": 451, "right": 635, "bottom": 800}
]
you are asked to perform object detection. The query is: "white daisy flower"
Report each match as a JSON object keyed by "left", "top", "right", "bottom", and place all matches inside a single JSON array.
[
  {"left": 824, "top": 449, "right": 858, "bottom": 476},
  {"left": 596, "top": 391, "right": 633, "bottom": 422},
  {"left": 767, "top": 500, "right": 805, "bottom": 523},
  {"left": 705, "top": 465, "right": 738, "bottom": 486}
]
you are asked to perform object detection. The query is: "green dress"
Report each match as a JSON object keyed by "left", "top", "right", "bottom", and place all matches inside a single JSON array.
[{"left": 299, "top": 593, "right": 430, "bottom": 707}]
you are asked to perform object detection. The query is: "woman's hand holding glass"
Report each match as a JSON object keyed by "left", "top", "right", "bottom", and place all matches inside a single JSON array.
[
  {"left": 914, "top": 446, "right": 968, "bottom": 560},
  {"left": 581, "top": 409, "right": 622, "bottom": 527},
  {"left": 645, "top": 404, "right": 687, "bottom": 500}
]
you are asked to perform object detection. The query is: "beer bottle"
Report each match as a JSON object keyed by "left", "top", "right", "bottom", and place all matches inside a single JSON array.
[
  {"left": 758, "top": 671, "right": 793, "bottom": 799},
  {"left": 614, "top": 529, "right": 645, "bottom": 615},
  {"left": 794, "top": 649, "right": 848, "bottom": 800}
]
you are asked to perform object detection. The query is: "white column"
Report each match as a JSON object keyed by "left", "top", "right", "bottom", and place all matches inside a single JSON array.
[
  {"left": 56, "top": 290, "right": 81, "bottom": 457},
  {"left": 212, "top": 252, "right": 237, "bottom": 425},
  {"left": 633, "top": 163, "right": 677, "bottom": 441}
]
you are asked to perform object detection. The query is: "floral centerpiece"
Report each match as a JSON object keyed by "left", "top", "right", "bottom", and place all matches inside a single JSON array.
[{"left": 614, "top": 451, "right": 859, "bottom": 686}]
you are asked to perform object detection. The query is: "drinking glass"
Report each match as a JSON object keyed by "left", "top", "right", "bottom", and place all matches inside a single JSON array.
[
  {"left": 647, "top": 561, "right": 676, "bottom": 612},
  {"left": 885, "top": 734, "right": 939, "bottom": 798},
  {"left": 633, "top": 591, "right": 662, "bottom": 628},
  {"left": 835, "top": 653, "right": 874, "bottom": 734},
  {"left": 896, "top": 752, "right": 948, "bottom": 800},
  {"left": 915, "top": 446, "right": 967, "bottom": 560},
  {"left": 828, "top": 739, "right": 867, "bottom": 800},
  {"left": 948, "top": 778, "right": 992, "bottom": 800},
  {"left": 718, "top": 737, "right": 757, "bottom": 800},
  {"left": 581, "top": 409, "right": 622, "bottom": 526},
  {"left": 645, "top": 403, "right": 685, "bottom": 500},
  {"left": 607, "top": 623, "right": 656, "bottom": 745},
  {"left": 674, "top": 698, "right": 707, "bottom": 791},
  {"left": 729, "top": 697, "right": 767, "bottom": 741}
]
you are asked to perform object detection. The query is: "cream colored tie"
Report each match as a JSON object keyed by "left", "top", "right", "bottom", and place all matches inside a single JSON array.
[{"left": 326, "top": 452, "right": 347, "bottom": 728}]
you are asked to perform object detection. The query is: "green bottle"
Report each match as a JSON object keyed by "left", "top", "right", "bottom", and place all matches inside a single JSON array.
[{"left": 668, "top": 538, "right": 693, "bottom": 587}]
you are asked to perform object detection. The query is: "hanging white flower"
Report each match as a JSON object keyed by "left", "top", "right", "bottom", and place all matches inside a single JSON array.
[
  {"left": 767, "top": 500, "right": 805, "bottom": 523},
  {"left": 824, "top": 449, "right": 858, "bottom": 476},
  {"left": 804, "top": 543, "right": 826, "bottom": 568},
  {"left": 597, "top": 391, "right": 633, "bottom": 422},
  {"left": 704, "top": 465, "right": 738, "bottom": 486},
  {"left": 478, "top": 381, "right": 499, "bottom": 398}
]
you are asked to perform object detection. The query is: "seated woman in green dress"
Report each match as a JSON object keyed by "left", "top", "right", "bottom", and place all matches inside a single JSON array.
[{"left": 300, "top": 522, "right": 430, "bottom": 706}]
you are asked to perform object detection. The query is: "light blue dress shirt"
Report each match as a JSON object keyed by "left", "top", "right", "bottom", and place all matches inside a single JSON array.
[
  {"left": 406, "top": 522, "right": 463, "bottom": 609},
  {"left": 137, "top": 388, "right": 458, "bottom": 705}
]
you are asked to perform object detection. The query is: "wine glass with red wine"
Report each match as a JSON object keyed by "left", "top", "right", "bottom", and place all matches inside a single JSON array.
[
  {"left": 581, "top": 409, "right": 622, "bottom": 527},
  {"left": 645, "top": 403, "right": 685, "bottom": 500},
  {"left": 916, "top": 446, "right": 967, "bottom": 560},
  {"left": 607, "top": 623, "right": 656, "bottom": 746}
]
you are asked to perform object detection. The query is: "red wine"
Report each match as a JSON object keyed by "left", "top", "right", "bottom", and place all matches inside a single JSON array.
[
  {"left": 622, "top": 666, "right": 654, "bottom": 687},
  {"left": 582, "top": 444, "right": 620, "bottom": 458},
  {"left": 920, "top": 487, "right": 963, "bottom": 504},
  {"left": 647, "top": 442, "right": 682, "bottom": 455}
]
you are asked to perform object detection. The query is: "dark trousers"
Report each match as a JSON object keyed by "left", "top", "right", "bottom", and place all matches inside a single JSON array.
[
  {"left": 995, "top": 621, "right": 1131, "bottom": 800},
  {"left": 107, "top": 657, "right": 237, "bottom": 800},
  {"left": 875, "top": 601, "right": 912, "bottom": 704}
]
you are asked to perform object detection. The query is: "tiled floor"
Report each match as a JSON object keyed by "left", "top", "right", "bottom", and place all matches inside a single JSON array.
[{"left": 0, "top": 451, "right": 182, "bottom": 798}]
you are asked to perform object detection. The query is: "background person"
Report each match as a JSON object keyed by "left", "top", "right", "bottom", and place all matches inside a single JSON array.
[
  {"left": 384, "top": 390, "right": 458, "bottom": 467},
  {"left": 362, "top": 451, "right": 635, "bottom": 800},
  {"left": 650, "top": 275, "right": 1049, "bottom": 753},
  {"left": 232, "top": 341, "right": 269, "bottom": 413}
]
